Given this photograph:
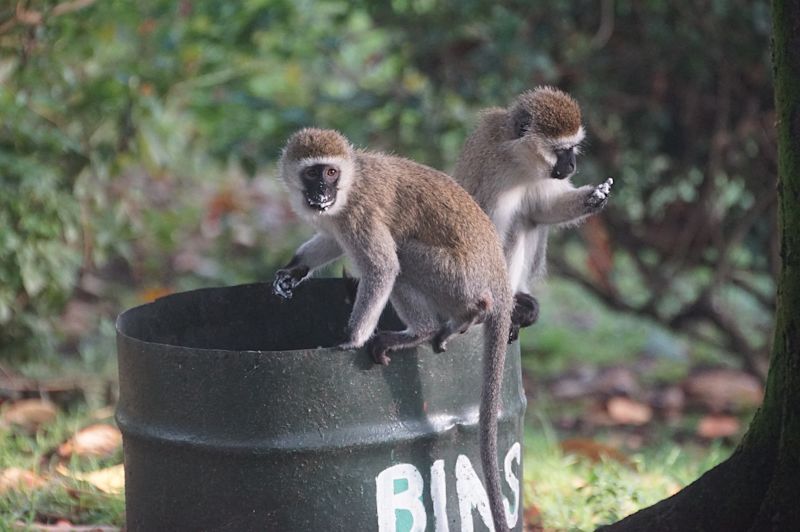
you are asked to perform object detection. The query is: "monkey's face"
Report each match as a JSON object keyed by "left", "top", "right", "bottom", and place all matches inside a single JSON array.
[
  {"left": 300, "top": 163, "right": 340, "bottom": 211},
  {"left": 511, "top": 108, "right": 583, "bottom": 181},
  {"left": 550, "top": 146, "right": 577, "bottom": 179},
  {"left": 279, "top": 128, "right": 355, "bottom": 218},
  {"left": 510, "top": 87, "right": 585, "bottom": 181}
]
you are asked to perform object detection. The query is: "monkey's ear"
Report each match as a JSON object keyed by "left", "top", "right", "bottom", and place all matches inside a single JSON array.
[{"left": 512, "top": 109, "right": 532, "bottom": 138}]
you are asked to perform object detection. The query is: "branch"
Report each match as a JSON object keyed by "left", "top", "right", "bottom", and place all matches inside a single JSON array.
[
  {"left": 730, "top": 274, "right": 775, "bottom": 310},
  {"left": 552, "top": 252, "right": 767, "bottom": 381},
  {"left": 550, "top": 254, "right": 661, "bottom": 321},
  {"left": 0, "top": 0, "right": 96, "bottom": 34},
  {"left": 591, "top": 0, "right": 615, "bottom": 49},
  {"left": 711, "top": 190, "right": 776, "bottom": 289}
]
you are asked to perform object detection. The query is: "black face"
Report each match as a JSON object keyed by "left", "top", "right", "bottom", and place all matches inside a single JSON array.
[
  {"left": 551, "top": 147, "right": 576, "bottom": 179},
  {"left": 301, "top": 163, "right": 340, "bottom": 211}
]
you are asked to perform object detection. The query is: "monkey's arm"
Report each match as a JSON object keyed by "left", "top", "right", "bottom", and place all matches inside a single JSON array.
[
  {"left": 273, "top": 232, "right": 343, "bottom": 298},
  {"left": 529, "top": 178, "right": 613, "bottom": 225},
  {"left": 338, "top": 225, "right": 400, "bottom": 349}
]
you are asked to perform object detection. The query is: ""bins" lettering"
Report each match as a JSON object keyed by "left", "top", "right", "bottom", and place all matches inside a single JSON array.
[{"left": 375, "top": 442, "right": 521, "bottom": 531}]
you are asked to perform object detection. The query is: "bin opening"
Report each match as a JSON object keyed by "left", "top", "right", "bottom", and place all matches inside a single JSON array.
[{"left": 116, "top": 279, "right": 402, "bottom": 352}]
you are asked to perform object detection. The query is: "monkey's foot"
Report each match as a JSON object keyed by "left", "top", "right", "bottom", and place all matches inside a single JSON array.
[
  {"left": 508, "top": 323, "right": 521, "bottom": 344},
  {"left": 585, "top": 177, "right": 614, "bottom": 210},
  {"left": 432, "top": 333, "right": 448, "bottom": 353},
  {"left": 512, "top": 293, "right": 540, "bottom": 328},
  {"left": 366, "top": 337, "right": 391, "bottom": 365}
]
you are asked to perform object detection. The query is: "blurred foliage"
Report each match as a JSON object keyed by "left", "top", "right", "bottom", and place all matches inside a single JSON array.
[
  {"left": 0, "top": 0, "right": 775, "bottom": 374},
  {"left": 352, "top": 0, "right": 777, "bottom": 376}
]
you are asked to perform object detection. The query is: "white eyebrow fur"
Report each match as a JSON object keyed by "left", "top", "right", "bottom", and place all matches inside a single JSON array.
[{"left": 552, "top": 126, "right": 585, "bottom": 149}]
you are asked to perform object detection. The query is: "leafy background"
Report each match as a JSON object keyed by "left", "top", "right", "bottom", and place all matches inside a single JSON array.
[{"left": 0, "top": 0, "right": 775, "bottom": 529}]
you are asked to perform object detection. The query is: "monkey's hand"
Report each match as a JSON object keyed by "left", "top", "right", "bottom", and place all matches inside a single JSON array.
[
  {"left": 272, "top": 265, "right": 309, "bottom": 299},
  {"left": 584, "top": 178, "right": 614, "bottom": 211}
]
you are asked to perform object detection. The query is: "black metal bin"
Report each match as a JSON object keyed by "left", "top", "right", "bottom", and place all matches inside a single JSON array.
[{"left": 116, "top": 279, "right": 526, "bottom": 531}]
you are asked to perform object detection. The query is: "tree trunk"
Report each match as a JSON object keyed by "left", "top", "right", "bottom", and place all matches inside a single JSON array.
[{"left": 598, "top": 1, "right": 800, "bottom": 530}]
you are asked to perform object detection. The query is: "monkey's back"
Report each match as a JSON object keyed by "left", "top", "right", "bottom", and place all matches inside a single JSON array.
[
  {"left": 349, "top": 152, "right": 507, "bottom": 281},
  {"left": 453, "top": 108, "right": 519, "bottom": 214}
]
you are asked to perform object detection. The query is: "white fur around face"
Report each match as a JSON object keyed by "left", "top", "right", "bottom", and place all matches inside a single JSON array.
[
  {"left": 511, "top": 125, "right": 585, "bottom": 171},
  {"left": 279, "top": 154, "right": 356, "bottom": 219},
  {"left": 531, "top": 126, "right": 587, "bottom": 166},
  {"left": 553, "top": 126, "right": 585, "bottom": 150}
]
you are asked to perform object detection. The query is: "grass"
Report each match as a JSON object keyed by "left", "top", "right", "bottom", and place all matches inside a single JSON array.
[
  {"left": 0, "top": 408, "right": 125, "bottom": 529},
  {"left": 523, "top": 419, "right": 731, "bottom": 531}
]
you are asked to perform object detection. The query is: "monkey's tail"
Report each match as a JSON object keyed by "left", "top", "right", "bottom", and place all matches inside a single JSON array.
[{"left": 482, "top": 307, "right": 512, "bottom": 532}]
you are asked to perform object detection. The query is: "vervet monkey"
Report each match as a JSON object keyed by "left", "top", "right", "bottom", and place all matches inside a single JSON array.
[
  {"left": 454, "top": 87, "right": 614, "bottom": 341},
  {"left": 273, "top": 128, "right": 513, "bottom": 531}
]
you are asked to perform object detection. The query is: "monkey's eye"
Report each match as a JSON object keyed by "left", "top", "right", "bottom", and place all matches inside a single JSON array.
[{"left": 323, "top": 166, "right": 339, "bottom": 183}]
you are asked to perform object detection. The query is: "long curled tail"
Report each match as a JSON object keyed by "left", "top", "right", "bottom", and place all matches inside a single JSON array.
[{"left": 482, "top": 307, "right": 512, "bottom": 532}]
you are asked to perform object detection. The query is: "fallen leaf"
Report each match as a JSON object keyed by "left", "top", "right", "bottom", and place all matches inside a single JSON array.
[
  {"left": 2, "top": 399, "right": 58, "bottom": 433},
  {"left": 0, "top": 467, "right": 46, "bottom": 494},
  {"left": 523, "top": 501, "right": 543, "bottom": 531},
  {"left": 560, "top": 438, "right": 633, "bottom": 467},
  {"left": 607, "top": 396, "right": 652, "bottom": 426},
  {"left": 584, "top": 401, "right": 616, "bottom": 426},
  {"left": 137, "top": 286, "right": 173, "bottom": 303},
  {"left": 697, "top": 414, "right": 741, "bottom": 439},
  {"left": 58, "top": 424, "right": 122, "bottom": 459},
  {"left": 683, "top": 369, "right": 763, "bottom": 412},
  {"left": 13, "top": 522, "right": 120, "bottom": 531},
  {"left": 56, "top": 464, "right": 125, "bottom": 494},
  {"left": 90, "top": 406, "right": 116, "bottom": 420}
]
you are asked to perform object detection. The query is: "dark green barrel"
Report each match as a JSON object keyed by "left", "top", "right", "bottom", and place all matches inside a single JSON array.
[{"left": 116, "top": 279, "right": 526, "bottom": 531}]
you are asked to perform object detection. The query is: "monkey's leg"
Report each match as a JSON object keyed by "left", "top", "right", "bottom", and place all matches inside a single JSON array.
[
  {"left": 367, "top": 330, "right": 436, "bottom": 366},
  {"left": 339, "top": 227, "right": 401, "bottom": 350},
  {"left": 432, "top": 290, "right": 493, "bottom": 353},
  {"left": 367, "top": 281, "right": 440, "bottom": 365}
]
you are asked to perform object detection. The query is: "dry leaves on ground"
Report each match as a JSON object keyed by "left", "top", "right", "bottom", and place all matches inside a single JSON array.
[
  {"left": 683, "top": 369, "right": 763, "bottom": 412},
  {"left": 12, "top": 521, "right": 120, "bottom": 531},
  {"left": 56, "top": 464, "right": 125, "bottom": 495},
  {"left": 559, "top": 438, "right": 633, "bottom": 467},
  {"left": 697, "top": 414, "right": 741, "bottom": 439},
  {"left": 523, "top": 501, "right": 544, "bottom": 531},
  {"left": 0, "top": 467, "right": 47, "bottom": 494},
  {"left": 57, "top": 424, "right": 122, "bottom": 459},
  {"left": 1, "top": 399, "right": 58, "bottom": 433},
  {"left": 606, "top": 396, "right": 653, "bottom": 426}
]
